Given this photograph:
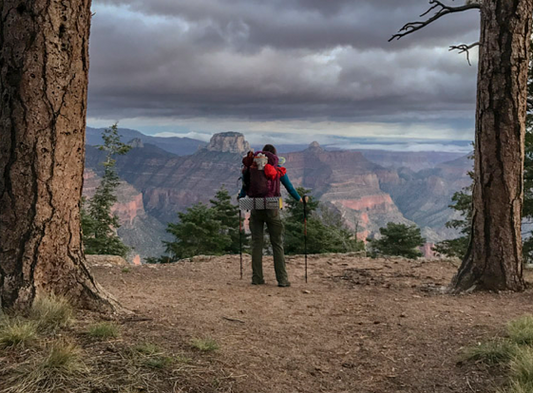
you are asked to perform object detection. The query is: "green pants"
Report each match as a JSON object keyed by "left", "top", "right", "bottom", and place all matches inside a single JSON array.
[{"left": 249, "top": 209, "right": 289, "bottom": 285}]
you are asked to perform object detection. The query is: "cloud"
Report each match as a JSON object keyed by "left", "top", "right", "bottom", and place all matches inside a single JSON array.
[
  {"left": 87, "top": 116, "right": 474, "bottom": 145},
  {"left": 153, "top": 131, "right": 212, "bottom": 142},
  {"left": 327, "top": 142, "right": 472, "bottom": 154},
  {"left": 88, "top": 0, "right": 480, "bottom": 139}
]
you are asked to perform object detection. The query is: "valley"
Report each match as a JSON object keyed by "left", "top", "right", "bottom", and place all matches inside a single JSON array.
[{"left": 84, "top": 131, "right": 472, "bottom": 262}]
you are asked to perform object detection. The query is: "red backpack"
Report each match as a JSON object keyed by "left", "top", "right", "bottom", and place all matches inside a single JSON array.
[{"left": 242, "top": 151, "right": 281, "bottom": 198}]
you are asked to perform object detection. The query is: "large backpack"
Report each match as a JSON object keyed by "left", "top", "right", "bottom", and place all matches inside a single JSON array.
[{"left": 242, "top": 151, "right": 281, "bottom": 198}]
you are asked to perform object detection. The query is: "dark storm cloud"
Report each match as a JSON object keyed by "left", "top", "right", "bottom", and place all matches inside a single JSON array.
[{"left": 88, "top": 0, "right": 480, "bottom": 126}]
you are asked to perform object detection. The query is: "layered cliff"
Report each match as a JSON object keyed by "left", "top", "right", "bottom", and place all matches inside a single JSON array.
[
  {"left": 112, "top": 134, "right": 247, "bottom": 222},
  {"left": 380, "top": 155, "right": 472, "bottom": 241},
  {"left": 84, "top": 132, "right": 472, "bottom": 258},
  {"left": 82, "top": 169, "right": 169, "bottom": 262},
  {"left": 284, "top": 143, "right": 411, "bottom": 236}
]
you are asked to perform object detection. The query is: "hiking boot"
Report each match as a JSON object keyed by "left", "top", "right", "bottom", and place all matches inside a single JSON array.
[
  {"left": 277, "top": 282, "right": 291, "bottom": 288},
  {"left": 252, "top": 280, "right": 265, "bottom": 285}
]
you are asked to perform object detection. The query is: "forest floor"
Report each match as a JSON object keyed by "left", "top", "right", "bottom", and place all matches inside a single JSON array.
[{"left": 87, "top": 254, "right": 533, "bottom": 393}]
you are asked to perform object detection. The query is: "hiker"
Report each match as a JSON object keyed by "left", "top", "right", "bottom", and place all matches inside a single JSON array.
[{"left": 239, "top": 144, "right": 302, "bottom": 287}]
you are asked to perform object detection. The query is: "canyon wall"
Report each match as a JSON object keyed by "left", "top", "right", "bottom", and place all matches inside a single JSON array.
[{"left": 84, "top": 132, "right": 472, "bottom": 259}]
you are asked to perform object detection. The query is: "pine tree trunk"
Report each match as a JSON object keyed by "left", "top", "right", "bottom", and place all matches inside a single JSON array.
[
  {"left": 0, "top": 0, "right": 116, "bottom": 311},
  {"left": 452, "top": 0, "right": 533, "bottom": 292}
]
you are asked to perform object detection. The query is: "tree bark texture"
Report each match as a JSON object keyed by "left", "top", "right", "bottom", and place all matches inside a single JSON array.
[
  {"left": 452, "top": 0, "right": 533, "bottom": 292},
  {"left": 0, "top": 0, "right": 115, "bottom": 311}
]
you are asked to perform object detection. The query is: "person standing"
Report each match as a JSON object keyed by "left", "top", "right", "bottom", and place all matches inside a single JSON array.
[{"left": 239, "top": 144, "right": 301, "bottom": 287}]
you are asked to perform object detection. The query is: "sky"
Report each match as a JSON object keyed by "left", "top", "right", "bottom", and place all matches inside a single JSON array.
[{"left": 87, "top": 0, "right": 481, "bottom": 149}]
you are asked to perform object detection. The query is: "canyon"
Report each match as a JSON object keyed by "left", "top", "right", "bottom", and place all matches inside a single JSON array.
[{"left": 84, "top": 131, "right": 471, "bottom": 261}]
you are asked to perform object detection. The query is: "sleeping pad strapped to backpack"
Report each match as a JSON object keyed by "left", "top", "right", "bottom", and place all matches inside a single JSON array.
[{"left": 240, "top": 151, "right": 283, "bottom": 210}]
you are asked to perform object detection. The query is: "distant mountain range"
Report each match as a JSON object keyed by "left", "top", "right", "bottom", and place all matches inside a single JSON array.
[
  {"left": 86, "top": 127, "right": 467, "bottom": 168},
  {"left": 86, "top": 127, "right": 207, "bottom": 156},
  {"left": 84, "top": 129, "right": 472, "bottom": 262}
]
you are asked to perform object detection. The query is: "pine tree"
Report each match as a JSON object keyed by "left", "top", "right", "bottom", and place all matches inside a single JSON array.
[
  {"left": 283, "top": 187, "right": 363, "bottom": 255},
  {"left": 210, "top": 186, "right": 248, "bottom": 254},
  {"left": 0, "top": 0, "right": 116, "bottom": 311},
  {"left": 368, "top": 223, "right": 425, "bottom": 259},
  {"left": 436, "top": 39, "right": 533, "bottom": 262},
  {"left": 433, "top": 174, "right": 473, "bottom": 258},
  {"left": 391, "top": 0, "right": 533, "bottom": 292},
  {"left": 523, "top": 37, "right": 533, "bottom": 262},
  {"left": 82, "top": 124, "right": 131, "bottom": 258},
  {"left": 164, "top": 203, "right": 231, "bottom": 260}
]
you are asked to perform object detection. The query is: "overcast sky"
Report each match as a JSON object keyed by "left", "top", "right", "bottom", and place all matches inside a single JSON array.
[{"left": 87, "top": 0, "right": 481, "bottom": 146}]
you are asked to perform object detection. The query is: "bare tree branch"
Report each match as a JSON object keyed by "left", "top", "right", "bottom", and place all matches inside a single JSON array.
[
  {"left": 389, "top": 0, "right": 481, "bottom": 42},
  {"left": 449, "top": 42, "right": 480, "bottom": 66}
]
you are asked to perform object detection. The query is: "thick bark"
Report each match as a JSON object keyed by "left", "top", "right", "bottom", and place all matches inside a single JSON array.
[
  {"left": 452, "top": 0, "right": 533, "bottom": 292},
  {"left": 0, "top": 0, "right": 116, "bottom": 311}
]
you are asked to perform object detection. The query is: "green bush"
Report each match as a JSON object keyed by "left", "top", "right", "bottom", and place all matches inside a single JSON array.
[
  {"left": 367, "top": 222, "right": 425, "bottom": 259},
  {"left": 283, "top": 187, "right": 364, "bottom": 255}
]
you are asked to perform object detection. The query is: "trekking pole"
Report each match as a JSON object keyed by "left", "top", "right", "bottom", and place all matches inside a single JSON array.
[
  {"left": 239, "top": 208, "right": 243, "bottom": 280},
  {"left": 303, "top": 196, "right": 308, "bottom": 283}
]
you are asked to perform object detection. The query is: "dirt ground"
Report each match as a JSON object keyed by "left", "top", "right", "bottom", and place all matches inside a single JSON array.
[{"left": 92, "top": 255, "right": 533, "bottom": 393}]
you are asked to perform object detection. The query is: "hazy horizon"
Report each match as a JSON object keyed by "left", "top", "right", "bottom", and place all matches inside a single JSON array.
[{"left": 87, "top": 125, "right": 472, "bottom": 154}]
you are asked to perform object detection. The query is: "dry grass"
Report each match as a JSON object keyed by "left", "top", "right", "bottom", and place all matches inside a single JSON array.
[
  {"left": 0, "top": 319, "right": 38, "bottom": 349},
  {"left": 175, "top": 354, "right": 193, "bottom": 364},
  {"left": 132, "top": 342, "right": 161, "bottom": 356},
  {"left": 469, "top": 315, "right": 533, "bottom": 393},
  {"left": 502, "top": 380, "right": 533, "bottom": 393},
  {"left": 1, "top": 304, "right": 226, "bottom": 393},
  {"left": 87, "top": 322, "right": 120, "bottom": 339},
  {"left": 3, "top": 341, "right": 89, "bottom": 393},
  {"left": 508, "top": 316, "right": 533, "bottom": 346},
  {"left": 142, "top": 355, "right": 173, "bottom": 369},
  {"left": 507, "top": 347, "right": 533, "bottom": 391},
  {"left": 131, "top": 342, "right": 173, "bottom": 370},
  {"left": 463, "top": 339, "right": 518, "bottom": 365},
  {"left": 30, "top": 295, "right": 73, "bottom": 331},
  {"left": 190, "top": 337, "right": 219, "bottom": 352}
]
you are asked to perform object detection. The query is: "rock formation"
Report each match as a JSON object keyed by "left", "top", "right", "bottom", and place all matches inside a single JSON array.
[
  {"left": 205, "top": 132, "right": 250, "bottom": 154},
  {"left": 129, "top": 138, "right": 144, "bottom": 149},
  {"left": 82, "top": 169, "right": 169, "bottom": 263},
  {"left": 284, "top": 142, "right": 410, "bottom": 236},
  {"left": 85, "top": 255, "right": 128, "bottom": 267},
  {"left": 84, "top": 133, "right": 472, "bottom": 259}
]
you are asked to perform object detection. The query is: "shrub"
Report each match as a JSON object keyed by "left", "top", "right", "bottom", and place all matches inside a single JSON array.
[{"left": 367, "top": 222, "right": 425, "bottom": 259}]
